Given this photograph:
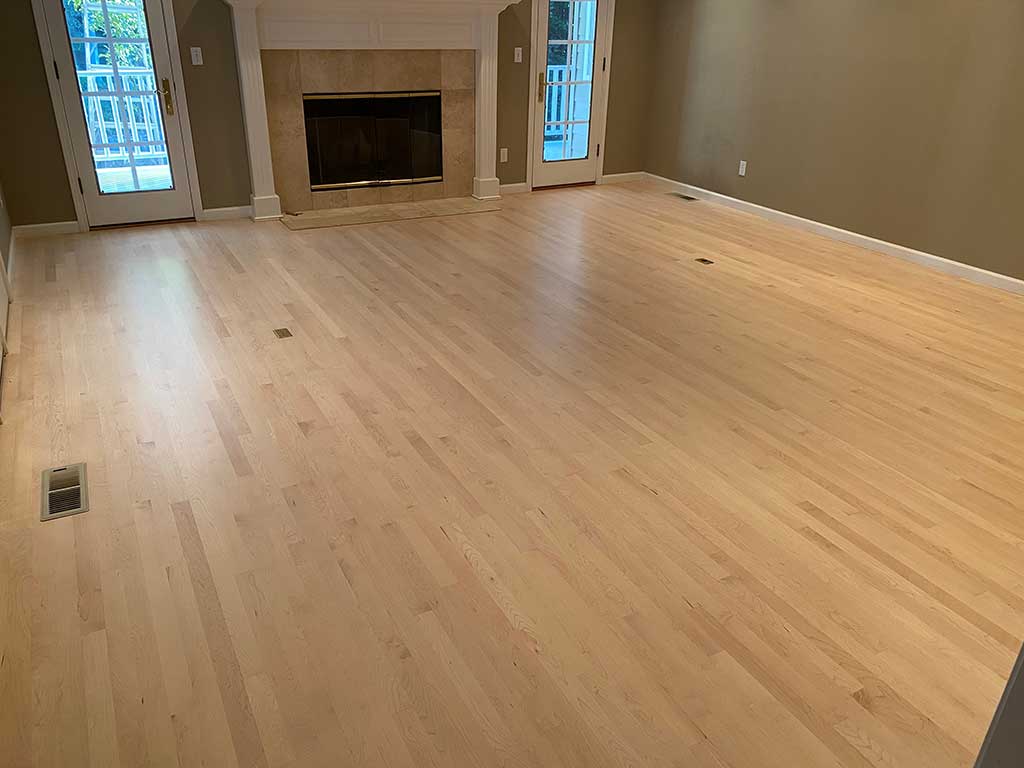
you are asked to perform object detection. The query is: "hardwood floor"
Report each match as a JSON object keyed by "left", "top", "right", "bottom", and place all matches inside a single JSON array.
[{"left": 1, "top": 181, "right": 1022, "bottom": 768}]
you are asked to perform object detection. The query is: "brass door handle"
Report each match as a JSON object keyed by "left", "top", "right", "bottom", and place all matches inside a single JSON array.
[
  {"left": 158, "top": 78, "right": 174, "bottom": 115},
  {"left": 537, "top": 71, "right": 546, "bottom": 103}
]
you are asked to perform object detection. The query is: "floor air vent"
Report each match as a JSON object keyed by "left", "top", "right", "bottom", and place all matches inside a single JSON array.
[
  {"left": 41, "top": 463, "right": 89, "bottom": 521},
  {"left": 695, "top": 258, "right": 715, "bottom": 265},
  {"left": 668, "top": 192, "right": 698, "bottom": 201},
  {"left": 273, "top": 328, "right": 293, "bottom": 339}
]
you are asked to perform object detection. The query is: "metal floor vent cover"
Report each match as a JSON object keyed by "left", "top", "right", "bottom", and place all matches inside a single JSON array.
[
  {"left": 668, "top": 191, "right": 698, "bottom": 202},
  {"left": 41, "top": 463, "right": 89, "bottom": 521},
  {"left": 695, "top": 258, "right": 715, "bottom": 265},
  {"left": 273, "top": 327, "right": 293, "bottom": 339}
]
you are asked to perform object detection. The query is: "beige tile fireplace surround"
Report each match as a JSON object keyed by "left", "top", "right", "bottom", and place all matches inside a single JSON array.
[{"left": 262, "top": 50, "right": 476, "bottom": 214}]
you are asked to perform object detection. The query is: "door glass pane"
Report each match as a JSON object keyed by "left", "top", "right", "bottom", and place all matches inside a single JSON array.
[
  {"left": 62, "top": 0, "right": 173, "bottom": 194},
  {"left": 543, "top": 0, "right": 597, "bottom": 163}
]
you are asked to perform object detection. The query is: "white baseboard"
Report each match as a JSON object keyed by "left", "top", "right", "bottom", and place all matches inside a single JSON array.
[
  {"left": 12, "top": 221, "right": 79, "bottom": 238},
  {"left": 251, "top": 194, "right": 282, "bottom": 221},
  {"left": 473, "top": 176, "right": 502, "bottom": 201},
  {"left": 0, "top": 243, "right": 12, "bottom": 302},
  {"left": 598, "top": 171, "right": 646, "bottom": 185},
  {"left": 197, "top": 205, "right": 253, "bottom": 221},
  {"left": 644, "top": 173, "right": 1024, "bottom": 297},
  {"left": 499, "top": 182, "right": 530, "bottom": 195},
  {"left": 4, "top": 238, "right": 15, "bottom": 297}
]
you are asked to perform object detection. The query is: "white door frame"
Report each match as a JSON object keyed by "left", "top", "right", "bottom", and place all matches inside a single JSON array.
[
  {"left": 30, "top": 0, "right": 205, "bottom": 230},
  {"left": 525, "top": 0, "right": 616, "bottom": 191}
]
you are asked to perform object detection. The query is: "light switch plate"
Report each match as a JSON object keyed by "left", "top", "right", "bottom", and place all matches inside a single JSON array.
[
  {"left": 514, "top": 47, "right": 523, "bottom": 63},
  {"left": 500, "top": 147, "right": 509, "bottom": 163},
  {"left": 190, "top": 47, "right": 204, "bottom": 66}
]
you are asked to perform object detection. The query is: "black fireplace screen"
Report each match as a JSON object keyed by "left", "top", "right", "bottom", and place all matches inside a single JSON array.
[{"left": 303, "top": 92, "right": 443, "bottom": 190}]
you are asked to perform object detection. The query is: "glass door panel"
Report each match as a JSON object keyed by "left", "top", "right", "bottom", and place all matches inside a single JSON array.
[
  {"left": 62, "top": 0, "right": 173, "bottom": 194},
  {"left": 543, "top": 0, "right": 597, "bottom": 163},
  {"left": 44, "top": 0, "right": 195, "bottom": 226},
  {"left": 532, "top": 0, "right": 609, "bottom": 188}
]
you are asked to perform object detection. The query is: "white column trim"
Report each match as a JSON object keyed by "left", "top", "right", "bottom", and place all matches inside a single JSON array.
[
  {"left": 473, "top": 10, "right": 501, "bottom": 200},
  {"left": 230, "top": 4, "right": 282, "bottom": 220}
]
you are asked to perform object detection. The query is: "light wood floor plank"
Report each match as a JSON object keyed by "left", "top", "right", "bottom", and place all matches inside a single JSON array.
[{"left": 1, "top": 182, "right": 1021, "bottom": 767}]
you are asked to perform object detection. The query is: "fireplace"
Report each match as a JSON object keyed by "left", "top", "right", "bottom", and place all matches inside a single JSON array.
[
  {"left": 261, "top": 49, "right": 477, "bottom": 212},
  {"left": 231, "top": 3, "right": 515, "bottom": 218},
  {"left": 303, "top": 92, "right": 444, "bottom": 191}
]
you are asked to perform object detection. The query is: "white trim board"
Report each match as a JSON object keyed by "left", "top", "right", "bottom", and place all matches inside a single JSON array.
[
  {"left": 499, "top": 182, "right": 530, "bottom": 195},
  {"left": 197, "top": 205, "right": 254, "bottom": 221},
  {"left": 11, "top": 221, "right": 80, "bottom": 238},
  {"left": 597, "top": 171, "right": 645, "bottom": 185},
  {"left": 601, "top": 172, "right": 1024, "bottom": 297},
  {"left": 594, "top": 0, "right": 617, "bottom": 185},
  {"left": 0, "top": 245, "right": 12, "bottom": 303},
  {"left": 4, "top": 239, "right": 14, "bottom": 300},
  {"left": 158, "top": 0, "right": 206, "bottom": 220}
]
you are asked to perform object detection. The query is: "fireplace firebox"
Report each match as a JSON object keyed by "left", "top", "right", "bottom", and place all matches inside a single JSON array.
[{"left": 303, "top": 91, "right": 443, "bottom": 190}]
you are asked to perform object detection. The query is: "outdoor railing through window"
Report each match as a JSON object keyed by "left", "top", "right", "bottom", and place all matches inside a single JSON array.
[
  {"left": 543, "top": 0, "right": 598, "bottom": 162},
  {"left": 62, "top": 0, "right": 173, "bottom": 193}
]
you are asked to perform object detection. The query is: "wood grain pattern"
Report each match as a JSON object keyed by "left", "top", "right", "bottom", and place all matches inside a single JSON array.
[{"left": 1, "top": 181, "right": 1022, "bottom": 767}]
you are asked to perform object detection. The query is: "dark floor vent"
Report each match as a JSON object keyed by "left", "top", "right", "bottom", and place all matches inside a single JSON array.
[
  {"left": 695, "top": 258, "right": 715, "bottom": 265},
  {"left": 668, "top": 192, "right": 698, "bottom": 201},
  {"left": 41, "top": 463, "right": 89, "bottom": 521},
  {"left": 273, "top": 328, "right": 293, "bottom": 339}
]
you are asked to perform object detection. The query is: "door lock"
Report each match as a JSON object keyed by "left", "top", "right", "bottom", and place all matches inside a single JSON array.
[
  {"left": 537, "top": 71, "right": 546, "bottom": 103},
  {"left": 159, "top": 78, "right": 174, "bottom": 115}
]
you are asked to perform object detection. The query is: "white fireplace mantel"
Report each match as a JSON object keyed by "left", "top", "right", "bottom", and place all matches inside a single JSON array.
[{"left": 224, "top": 0, "right": 522, "bottom": 220}]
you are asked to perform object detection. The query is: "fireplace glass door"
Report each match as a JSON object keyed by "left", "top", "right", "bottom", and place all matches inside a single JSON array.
[{"left": 304, "top": 92, "right": 443, "bottom": 190}]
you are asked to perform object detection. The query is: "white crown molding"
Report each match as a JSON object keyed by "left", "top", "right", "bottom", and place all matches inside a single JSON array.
[
  {"left": 257, "top": 15, "right": 479, "bottom": 50},
  {"left": 251, "top": 0, "right": 520, "bottom": 49},
  {"left": 224, "top": 0, "right": 516, "bottom": 11}
]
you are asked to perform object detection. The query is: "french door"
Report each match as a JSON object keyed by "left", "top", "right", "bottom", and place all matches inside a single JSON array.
[
  {"left": 531, "top": 0, "right": 613, "bottom": 188},
  {"left": 41, "top": 0, "right": 195, "bottom": 227}
]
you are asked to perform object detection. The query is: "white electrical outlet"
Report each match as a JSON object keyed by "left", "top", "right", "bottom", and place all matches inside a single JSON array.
[
  {"left": 514, "top": 47, "right": 523, "bottom": 63},
  {"left": 190, "top": 47, "right": 204, "bottom": 66},
  {"left": 738, "top": 160, "right": 748, "bottom": 177},
  {"left": 500, "top": 147, "right": 509, "bottom": 163}
]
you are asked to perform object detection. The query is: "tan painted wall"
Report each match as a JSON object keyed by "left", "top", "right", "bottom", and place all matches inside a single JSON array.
[
  {"left": 497, "top": 0, "right": 533, "bottom": 185},
  {"left": 647, "top": 0, "right": 1024, "bottom": 280},
  {"left": 172, "top": 0, "right": 251, "bottom": 209},
  {"left": 0, "top": 0, "right": 78, "bottom": 225},
  {"left": 602, "top": 0, "right": 656, "bottom": 175}
]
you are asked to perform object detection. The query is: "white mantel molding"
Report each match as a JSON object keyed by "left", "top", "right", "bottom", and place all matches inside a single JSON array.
[{"left": 223, "top": 0, "right": 521, "bottom": 218}]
